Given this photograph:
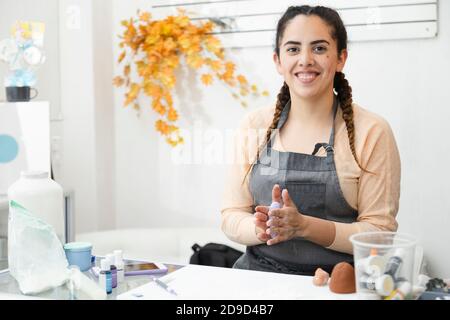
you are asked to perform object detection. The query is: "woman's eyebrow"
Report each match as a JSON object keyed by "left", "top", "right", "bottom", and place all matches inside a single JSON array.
[{"left": 283, "top": 39, "right": 330, "bottom": 46}]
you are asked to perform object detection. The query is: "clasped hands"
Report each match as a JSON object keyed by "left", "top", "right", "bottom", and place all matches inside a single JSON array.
[{"left": 254, "top": 184, "right": 305, "bottom": 245}]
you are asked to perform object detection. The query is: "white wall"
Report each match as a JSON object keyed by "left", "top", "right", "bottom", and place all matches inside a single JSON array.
[
  {"left": 111, "top": 0, "right": 450, "bottom": 277},
  {"left": 92, "top": 0, "right": 116, "bottom": 231},
  {"left": 58, "top": 0, "right": 116, "bottom": 233},
  {"left": 58, "top": 0, "right": 98, "bottom": 234}
]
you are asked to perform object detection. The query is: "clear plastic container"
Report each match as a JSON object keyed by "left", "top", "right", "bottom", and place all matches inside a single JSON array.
[{"left": 349, "top": 232, "right": 416, "bottom": 300}]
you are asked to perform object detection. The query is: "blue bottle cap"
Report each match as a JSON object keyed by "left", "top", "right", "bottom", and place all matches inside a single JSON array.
[{"left": 64, "top": 242, "right": 93, "bottom": 252}]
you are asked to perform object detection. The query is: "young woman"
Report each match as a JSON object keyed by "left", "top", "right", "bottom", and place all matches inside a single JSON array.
[{"left": 221, "top": 5, "right": 401, "bottom": 275}]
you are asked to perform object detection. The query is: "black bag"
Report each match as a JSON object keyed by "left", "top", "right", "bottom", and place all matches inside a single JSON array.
[{"left": 189, "top": 242, "right": 243, "bottom": 268}]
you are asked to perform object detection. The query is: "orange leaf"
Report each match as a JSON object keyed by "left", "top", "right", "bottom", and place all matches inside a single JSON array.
[
  {"left": 124, "top": 83, "right": 140, "bottom": 106},
  {"left": 113, "top": 76, "right": 124, "bottom": 87},
  {"left": 152, "top": 100, "right": 166, "bottom": 115},
  {"left": 161, "top": 24, "right": 173, "bottom": 36},
  {"left": 155, "top": 119, "right": 179, "bottom": 136},
  {"left": 237, "top": 75, "right": 248, "bottom": 85},
  {"left": 201, "top": 21, "right": 214, "bottom": 33},
  {"left": 225, "top": 62, "right": 235, "bottom": 71},
  {"left": 215, "top": 48, "right": 225, "bottom": 59},
  {"left": 118, "top": 51, "right": 126, "bottom": 64},
  {"left": 145, "top": 34, "right": 160, "bottom": 45},
  {"left": 186, "top": 54, "right": 204, "bottom": 69},
  {"left": 163, "top": 37, "right": 177, "bottom": 52},
  {"left": 208, "top": 59, "right": 222, "bottom": 72},
  {"left": 178, "top": 36, "right": 191, "bottom": 50},
  {"left": 124, "top": 64, "right": 131, "bottom": 77},
  {"left": 201, "top": 74, "right": 213, "bottom": 86},
  {"left": 144, "top": 83, "right": 162, "bottom": 99},
  {"left": 139, "top": 11, "right": 151, "bottom": 22},
  {"left": 166, "top": 135, "right": 183, "bottom": 147},
  {"left": 174, "top": 10, "right": 189, "bottom": 27},
  {"left": 163, "top": 92, "right": 173, "bottom": 107},
  {"left": 159, "top": 73, "right": 176, "bottom": 88},
  {"left": 167, "top": 108, "right": 178, "bottom": 121},
  {"left": 205, "top": 36, "right": 222, "bottom": 53},
  {"left": 165, "top": 56, "right": 179, "bottom": 69},
  {"left": 222, "top": 70, "right": 234, "bottom": 83},
  {"left": 155, "top": 119, "right": 169, "bottom": 135}
]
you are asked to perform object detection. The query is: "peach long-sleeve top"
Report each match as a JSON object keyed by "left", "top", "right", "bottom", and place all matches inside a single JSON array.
[{"left": 221, "top": 102, "right": 401, "bottom": 254}]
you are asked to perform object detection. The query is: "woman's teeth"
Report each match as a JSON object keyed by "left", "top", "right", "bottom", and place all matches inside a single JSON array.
[{"left": 296, "top": 72, "right": 319, "bottom": 83}]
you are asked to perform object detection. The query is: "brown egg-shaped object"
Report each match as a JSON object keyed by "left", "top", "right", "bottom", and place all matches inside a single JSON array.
[{"left": 329, "top": 262, "right": 356, "bottom": 294}]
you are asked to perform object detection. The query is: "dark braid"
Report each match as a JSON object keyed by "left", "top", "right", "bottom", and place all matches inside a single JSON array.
[
  {"left": 334, "top": 71, "right": 366, "bottom": 171},
  {"left": 263, "top": 82, "right": 290, "bottom": 152},
  {"left": 242, "top": 83, "right": 289, "bottom": 184}
]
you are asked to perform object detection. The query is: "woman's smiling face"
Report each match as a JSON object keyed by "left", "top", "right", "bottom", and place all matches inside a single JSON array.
[{"left": 274, "top": 14, "right": 347, "bottom": 100}]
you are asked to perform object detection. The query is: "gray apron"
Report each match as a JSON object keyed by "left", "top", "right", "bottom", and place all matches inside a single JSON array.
[{"left": 233, "top": 95, "right": 358, "bottom": 275}]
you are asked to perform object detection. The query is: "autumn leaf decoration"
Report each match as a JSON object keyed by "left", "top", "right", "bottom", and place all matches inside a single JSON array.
[{"left": 114, "top": 9, "right": 269, "bottom": 146}]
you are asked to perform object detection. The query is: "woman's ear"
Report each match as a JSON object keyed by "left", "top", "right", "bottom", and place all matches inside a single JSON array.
[
  {"left": 336, "top": 49, "right": 348, "bottom": 72},
  {"left": 273, "top": 52, "right": 283, "bottom": 75}
]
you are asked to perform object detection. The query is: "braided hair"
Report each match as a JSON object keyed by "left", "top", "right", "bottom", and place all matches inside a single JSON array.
[{"left": 243, "top": 5, "right": 366, "bottom": 184}]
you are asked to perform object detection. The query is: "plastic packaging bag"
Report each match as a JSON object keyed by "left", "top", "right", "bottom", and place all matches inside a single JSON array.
[
  {"left": 8, "top": 200, "right": 69, "bottom": 294},
  {"left": 66, "top": 265, "right": 106, "bottom": 300}
]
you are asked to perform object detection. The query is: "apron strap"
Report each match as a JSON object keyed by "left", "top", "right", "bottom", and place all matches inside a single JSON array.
[
  {"left": 311, "top": 96, "right": 339, "bottom": 156},
  {"left": 328, "top": 95, "right": 339, "bottom": 146}
]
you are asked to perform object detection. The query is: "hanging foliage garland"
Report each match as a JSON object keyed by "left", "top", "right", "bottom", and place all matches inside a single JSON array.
[{"left": 114, "top": 9, "right": 268, "bottom": 146}]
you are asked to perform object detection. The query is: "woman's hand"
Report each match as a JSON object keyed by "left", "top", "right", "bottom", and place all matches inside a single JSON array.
[
  {"left": 254, "top": 184, "right": 282, "bottom": 242},
  {"left": 255, "top": 185, "right": 336, "bottom": 247},
  {"left": 259, "top": 187, "right": 306, "bottom": 246}
]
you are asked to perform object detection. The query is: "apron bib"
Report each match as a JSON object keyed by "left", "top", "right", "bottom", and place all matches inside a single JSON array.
[{"left": 233, "top": 95, "right": 358, "bottom": 275}]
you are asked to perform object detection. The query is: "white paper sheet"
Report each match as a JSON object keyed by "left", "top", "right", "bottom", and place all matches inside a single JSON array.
[{"left": 117, "top": 264, "right": 358, "bottom": 300}]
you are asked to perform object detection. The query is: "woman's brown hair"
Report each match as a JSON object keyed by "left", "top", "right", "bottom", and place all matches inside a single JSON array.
[{"left": 243, "top": 5, "right": 366, "bottom": 184}]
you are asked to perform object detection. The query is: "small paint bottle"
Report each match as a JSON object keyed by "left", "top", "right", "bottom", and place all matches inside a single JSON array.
[
  {"left": 360, "top": 273, "right": 394, "bottom": 297},
  {"left": 359, "top": 273, "right": 377, "bottom": 291},
  {"left": 375, "top": 274, "right": 395, "bottom": 296},
  {"left": 114, "top": 250, "right": 124, "bottom": 284},
  {"left": 385, "top": 281, "right": 412, "bottom": 300},
  {"left": 99, "top": 259, "right": 112, "bottom": 294},
  {"left": 268, "top": 201, "right": 281, "bottom": 238},
  {"left": 358, "top": 251, "right": 385, "bottom": 277},
  {"left": 107, "top": 254, "right": 117, "bottom": 288},
  {"left": 384, "top": 248, "right": 406, "bottom": 279}
]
